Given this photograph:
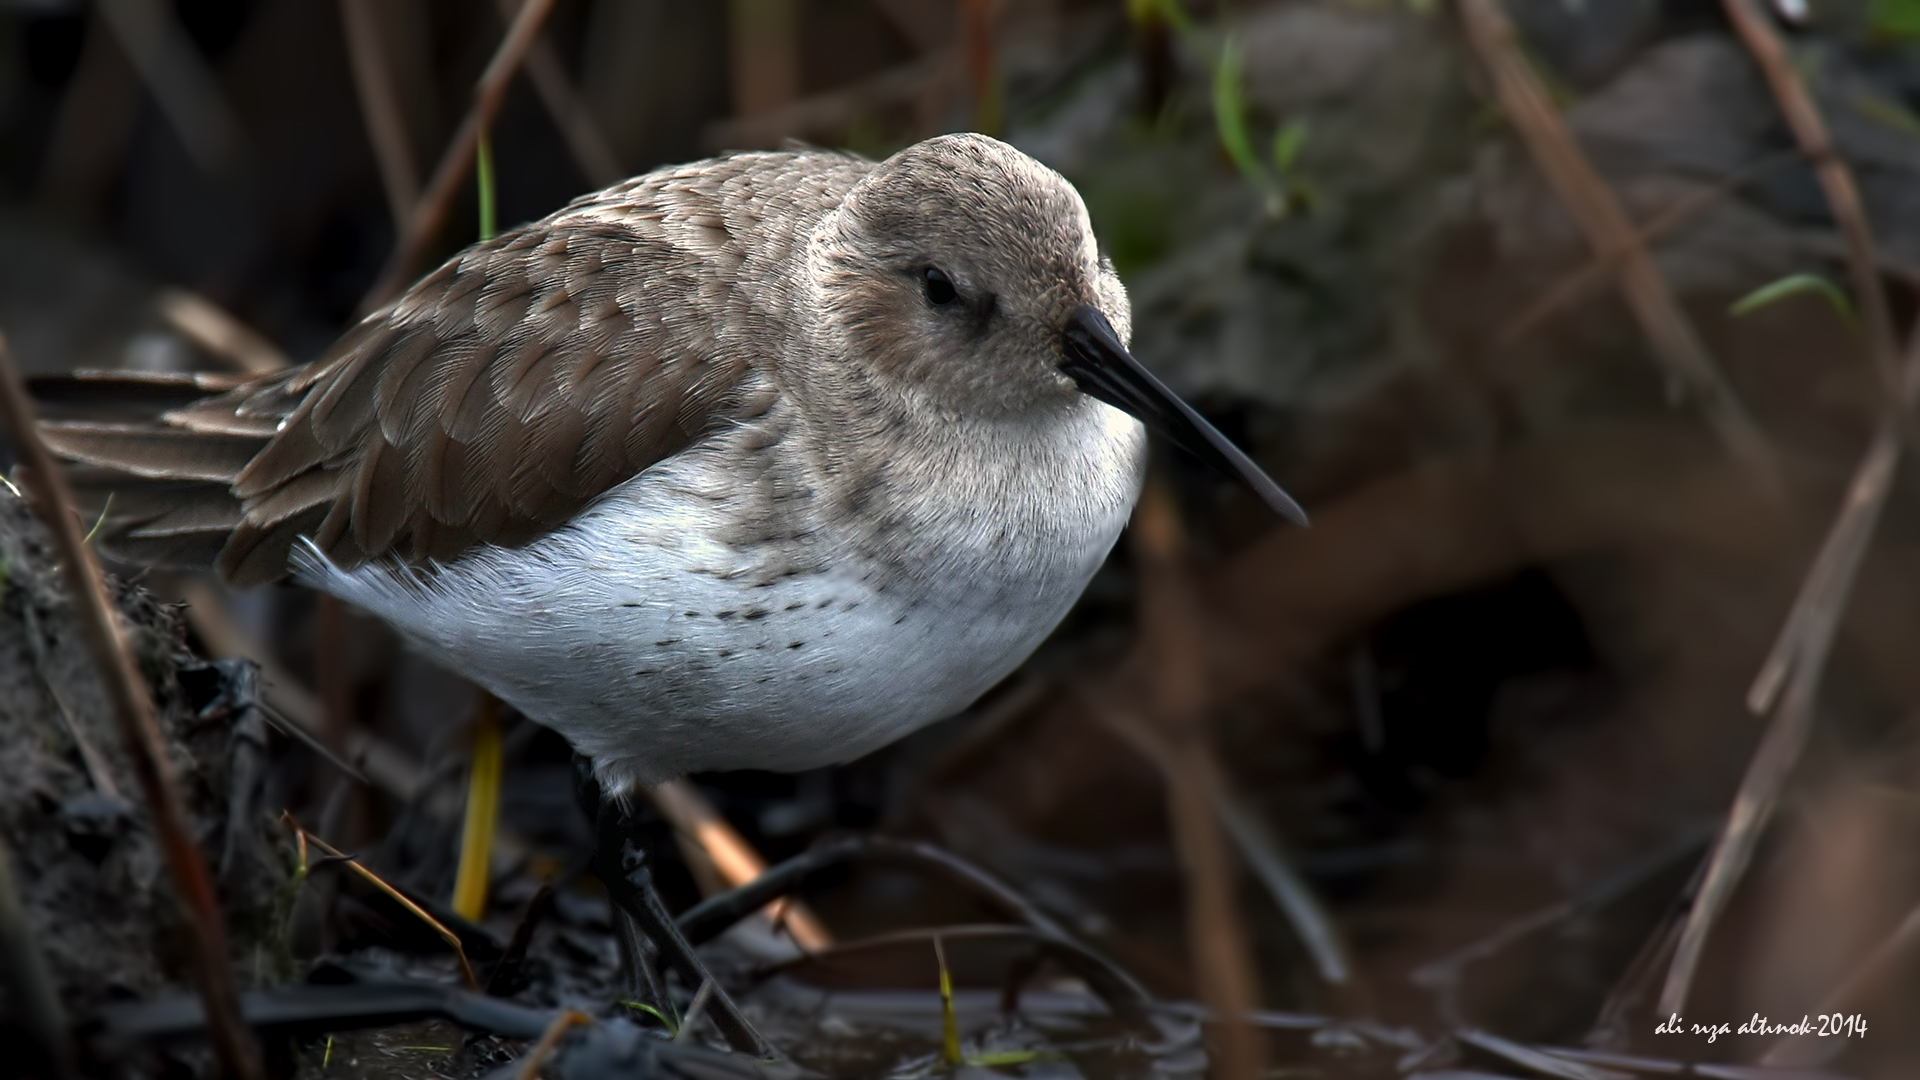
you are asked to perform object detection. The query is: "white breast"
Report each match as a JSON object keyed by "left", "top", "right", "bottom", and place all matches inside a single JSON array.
[{"left": 296, "top": 400, "right": 1145, "bottom": 792}]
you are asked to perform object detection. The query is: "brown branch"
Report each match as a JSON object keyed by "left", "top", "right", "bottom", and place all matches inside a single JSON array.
[
  {"left": 358, "top": 0, "right": 562, "bottom": 314},
  {"left": 727, "top": 0, "right": 801, "bottom": 119},
  {"left": 337, "top": 0, "right": 421, "bottom": 231},
  {"left": 1653, "top": 2, "right": 1920, "bottom": 1018},
  {"left": 1729, "top": 0, "right": 1906, "bottom": 718},
  {"left": 36, "top": 12, "right": 140, "bottom": 222},
  {"left": 1115, "top": 482, "right": 1264, "bottom": 1080},
  {"left": 702, "top": 49, "right": 950, "bottom": 151},
  {"left": 1720, "top": 0, "right": 1900, "bottom": 389},
  {"left": 0, "top": 332, "right": 261, "bottom": 1080},
  {"left": 646, "top": 779, "right": 833, "bottom": 951},
  {"left": 1762, "top": 895, "right": 1920, "bottom": 1067},
  {"left": 96, "top": 0, "right": 244, "bottom": 176},
  {"left": 517, "top": 1010, "right": 592, "bottom": 1078},
  {"left": 495, "top": 0, "right": 623, "bottom": 188},
  {"left": 155, "top": 288, "right": 291, "bottom": 375},
  {"left": 1454, "top": 0, "right": 1778, "bottom": 491},
  {"left": 292, "top": 822, "right": 478, "bottom": 989},
  {"left": 1495, "top": 150, "right": 1802, "bottom": 349},
  {"left": 1657, "top": 316, "right": 1920, "bottom": 1016}
]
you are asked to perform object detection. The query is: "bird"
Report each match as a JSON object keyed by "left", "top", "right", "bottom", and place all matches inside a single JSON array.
[
  {"left": 32, "top": 132, "right": 1303, "bottom": 1045},
  {"left": 39, "top": 131, "right": 1302, "bottom": 793}
]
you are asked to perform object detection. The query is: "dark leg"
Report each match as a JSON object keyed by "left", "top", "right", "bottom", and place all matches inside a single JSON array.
[
  {"left": 613, "top": 902, "right": 668, "bottom": 1015},
  {"left": 573, "top": 756, "right": 771, "bottom": 1057}
]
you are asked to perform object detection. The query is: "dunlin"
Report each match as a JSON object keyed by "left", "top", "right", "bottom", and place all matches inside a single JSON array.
[
  {"left": 37, "top": 133, "right": 1303, "bottom": 1047},
  {"left": 44, "top": 132, "right": 1302, "bottom": 793}
]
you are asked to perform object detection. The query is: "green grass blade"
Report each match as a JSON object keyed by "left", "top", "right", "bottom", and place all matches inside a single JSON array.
[
  {"left": 1211, "top": 36, "right": 1265, "bottom": 188},
  {"left": 1271, "top": 118, "right": 1309, "bottom": 175},
  {"left": 476, "top": 130, "right": 498, "bottom": 242},
  {"left": 84, "top": 492, "right": 113, "bottom": 545},
  {"left": 934, "top": 935, "right": 961, "bottom": 1067},
  {"left": 1729, "top": 272, "right": 1856, "bottom": 328},
  {"left": 620, "top": 1000, "right": 678, "bottom": 1035}
]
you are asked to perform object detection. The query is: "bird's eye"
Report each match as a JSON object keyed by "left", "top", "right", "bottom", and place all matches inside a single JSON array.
[{"left": 923, "top": 267, "right": 957, "bottom": 306}]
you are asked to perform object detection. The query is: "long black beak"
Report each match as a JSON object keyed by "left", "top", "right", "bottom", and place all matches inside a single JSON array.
[{"left": 1062, "top": 305, "right": 1308, "bottom": 526}]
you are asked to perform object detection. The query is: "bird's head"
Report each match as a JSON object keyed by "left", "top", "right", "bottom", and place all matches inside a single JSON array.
[{"left": 814, "top": 132, "right": 1305, "bottom": 525}]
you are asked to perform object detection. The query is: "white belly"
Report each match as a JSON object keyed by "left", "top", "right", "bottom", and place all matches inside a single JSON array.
[{"left": 294, "top": 406, "right": 1145, "bottom": 791}]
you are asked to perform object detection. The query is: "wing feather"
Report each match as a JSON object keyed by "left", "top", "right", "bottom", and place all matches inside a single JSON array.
[{"left": 31, "top": 148, "right": 874, "bottom": 586}]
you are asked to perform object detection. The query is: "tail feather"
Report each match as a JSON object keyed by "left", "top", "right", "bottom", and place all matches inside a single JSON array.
[
  {"left": 223, "top": 507, "right": 330, "bottom": 585},
  {"left": 26, "top": 372, "right": 272, "bottom": 576},
  {"left": 26, "top": 371, "right": 245, "bottom": 418},
  {"left": 163, "top": 396, "right": 282, "bottom": 438},
  {"left": 39, "top": 422, "right": 268, "bottom": 483}
]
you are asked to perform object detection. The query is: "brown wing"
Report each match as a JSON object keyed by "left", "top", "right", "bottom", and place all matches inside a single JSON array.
[{"left": 38, "top": 153, "right": 852, "bottom": 586}]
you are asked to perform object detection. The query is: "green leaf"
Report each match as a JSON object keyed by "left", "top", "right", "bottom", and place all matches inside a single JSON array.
[
  {"left": 1211, "top": 37, "right": 1265, "bottom": 188},
  {"left": 1271, "top": 119, "right": 1309, "bottom": 175},
  {"left": 1729, "top": 273, "right": 1856, "bottom": 328}
]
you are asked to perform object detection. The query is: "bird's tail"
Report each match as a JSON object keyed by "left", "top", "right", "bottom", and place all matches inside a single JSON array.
[{"left": 22, "top": 370, "right": 264, "bottom": 570}]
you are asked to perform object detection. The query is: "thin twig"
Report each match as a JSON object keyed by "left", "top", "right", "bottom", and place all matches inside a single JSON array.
[
  {"left": 646, "top": 778, "right": 833, "bottom": 951},
  {"left": 761, "top": 922, "right": 1151, "bottom": 1023},
  {"left": 1731, "top": 0, "right": 1904, "bottom": 717},
  {"left": 494, "top": 0, "right": 622, "bottom": 188},
  {"left": 36, "top": 11, "right": 141, "bottom": 221},
  {"left": 1761, "top": 897, "right": 1920, "bottom": 1066},
  {"left": 672, "top": 836, "right": 1154, "bottom": 1023},
  {"left": 22, "top": 600, "right": 124, "bottom": 801},
  {"left": 673, "top": 979, "right": 715, "bottom": 1045},
  {"left": 1454, "top": 0, "right": 1778, "bottom": 491},
  {"left": 1458, "top": 1030, "right": 1631, "bottom": 1080},
  {"left": 291, "top": 819, "right": 479, "bottom": 989},
  {"left": 1655, "top": 1, "right": 1920, "bottom": 1016},
  {"left": 1720, "top": 0, "right": 1900, "bottom": 390},
  {"left": 701, "top": 49, "right": 951, "bottom": 152},
  {"left": 727, "top": 0, "right": 801, "bottom": 118},
  {"left": 1495, "top": 150, "right": 1803, "bottom": 349},
  {"left": 337, "top": 0, "right": 421, "bottom": 232},
  {"left": 0, "top": 834, "right": 76, "bottom": 1080},
  {"left": 96, "top": 0, "right": 243, "bottom": 176},
  {"left": 155, "top": 288, "right": 291, "bottom": 375},
  {"left": 0, "top": 332, "right": 261, "bottom": 1079},
  {"left": 1660, "top": 321, "right": 1920, "bottom": 1015},
  {"left": 1126, "top": 481, "right": 1264, "bottom": 1080},
  {"left": 1208, "top": 774, "right": 1352, "bottom": 987},
  {"left": 515, "top": 1009, "right": 590, "bottom": 1080},
  {"left": 359, "top": 0, "right": 562, "bottom": 313}
]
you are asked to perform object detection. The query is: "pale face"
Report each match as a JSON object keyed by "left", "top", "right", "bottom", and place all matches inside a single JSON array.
[
  {"left": 814, "top": 132, "right": 1305, "bottom": 525},
  {"left": 818, "top": 133, "right": 1127, "bottom": 418}
]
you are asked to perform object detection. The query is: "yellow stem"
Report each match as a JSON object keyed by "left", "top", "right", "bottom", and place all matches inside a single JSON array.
[{"left": 453, "top": 694, "right": 503, "bottom": 922}]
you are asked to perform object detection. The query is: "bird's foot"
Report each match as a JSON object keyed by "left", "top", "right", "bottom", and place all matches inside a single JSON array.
[{"left": 574, "top": 756, "right": 773, "bottom": 1057}]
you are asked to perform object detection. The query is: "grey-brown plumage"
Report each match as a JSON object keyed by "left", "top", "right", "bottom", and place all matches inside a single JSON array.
[
  {"left": 47, "top": 151, "right": 872, "bottom": 584},
  {"left": 37, "top": 133, "right": 1301, "bottom": 789}
]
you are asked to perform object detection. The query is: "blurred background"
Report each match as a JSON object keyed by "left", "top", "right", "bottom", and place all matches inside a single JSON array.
[{"left": 4, "top": 0, "right": 1920, "bottom": 1077}]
